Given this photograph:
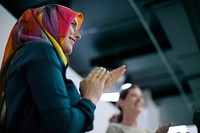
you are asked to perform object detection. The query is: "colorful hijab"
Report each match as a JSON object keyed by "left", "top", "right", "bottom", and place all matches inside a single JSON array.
[
  {"left": 0, "top": 4, "right": 83, "bottom": 128},
  {"left": 2, "top": 4, "right": 83, "bottom": 66}
]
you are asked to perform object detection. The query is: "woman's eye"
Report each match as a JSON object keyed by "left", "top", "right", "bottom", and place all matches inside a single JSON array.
[{"left": 71, "top": 21, "right": 77, "bottom": 27}]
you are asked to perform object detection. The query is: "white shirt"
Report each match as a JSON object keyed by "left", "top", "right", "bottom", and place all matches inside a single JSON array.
[{"left": 106, "top": 123, "right": 152, "bottom": 133}]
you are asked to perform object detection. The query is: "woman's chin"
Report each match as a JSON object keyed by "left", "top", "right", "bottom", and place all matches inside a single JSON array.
[{"left": 64, "top": 49, "right": 73, "bottom": 55}]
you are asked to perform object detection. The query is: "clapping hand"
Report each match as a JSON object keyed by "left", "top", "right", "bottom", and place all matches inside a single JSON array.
[
  {"left": 79, "top": 65, "right": 126, "bottom": 104},
  {"left": 156, "top": 121, "right": 173, "bottom": 133},
  {"left": 104, "top": 65, "right": 126, "bottom": 89}
]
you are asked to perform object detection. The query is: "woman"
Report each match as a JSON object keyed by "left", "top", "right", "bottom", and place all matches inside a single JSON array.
[
  {"left": 106, "top": 84, "right": 172, "bottom": 133},
  {"left": 0, "top": 4, "right": 126, "bottom": 133}
]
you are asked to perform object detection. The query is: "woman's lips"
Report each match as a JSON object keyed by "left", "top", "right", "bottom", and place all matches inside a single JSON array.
[{"left": 69, "top": 37, "right": 76, "bottom": 44}]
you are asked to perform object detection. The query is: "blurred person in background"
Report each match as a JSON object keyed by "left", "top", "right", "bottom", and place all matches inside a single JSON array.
[{"left": 106, "top": 84, "right": 172, "bottom": 133}]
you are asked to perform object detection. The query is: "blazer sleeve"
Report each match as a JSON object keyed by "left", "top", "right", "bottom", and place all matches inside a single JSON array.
[{"left": 21, "top": 41, "right": 96, "bottom": 133}]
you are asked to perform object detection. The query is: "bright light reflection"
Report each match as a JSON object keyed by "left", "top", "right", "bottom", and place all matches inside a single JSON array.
[
  {"left": 100, "top": 92, "right": 119, "bottom": 102},
  {"left": 168, "top": 125, "right": 187, "bottom": 133},
  {"left": 121, "top": 83, "right": 132, "bottom": 90}
]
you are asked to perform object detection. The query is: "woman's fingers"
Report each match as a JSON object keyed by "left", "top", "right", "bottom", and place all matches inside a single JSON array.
[
  {"left": 110, "top": 65, "right": 126, "bottom": 75},
  {"left": 86, "top": 67, "right": 99, "bottom": 79},
  {"left": 95, "top": 67, "right": 106, "bottom": 80},
  {"left": 104, "top": 65, "right": 126, "bottom": 89},
  {"left": 87, "top": 65, "right": 125, "bottom": 81},
  {"left": 79, "top": 67, "right": 110, "bottom": 104},
  {"left": 110, "top": 65, "right": 126, "bottom": 76},
  {"left": 87, "top": 67, "right": 107, "bottom": 80},
  {"left": 99, "top": 70, "right": 109, "bottom": 83},
  {"left": 80, "top": 65, "right": 126, "bottom": 104}
]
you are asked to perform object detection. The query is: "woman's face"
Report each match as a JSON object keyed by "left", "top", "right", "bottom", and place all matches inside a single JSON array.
[
  {"left": 120, "top": 87, "right": 144, "bottom": 113},
  {"left": 61, "top": 17, "right": 81, "bottom": 55}
]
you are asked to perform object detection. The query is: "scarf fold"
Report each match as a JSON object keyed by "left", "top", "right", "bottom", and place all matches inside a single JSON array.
[{"left": 0, "top": 4, "right": 83, "bottom": 128}]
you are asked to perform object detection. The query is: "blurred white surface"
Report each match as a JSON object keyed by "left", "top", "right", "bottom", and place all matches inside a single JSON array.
[{"left": 168, "top": 125, "right": 197, "bottom": 133}]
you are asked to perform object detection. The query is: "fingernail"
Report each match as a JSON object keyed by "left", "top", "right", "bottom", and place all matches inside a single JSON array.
[{"left": 100, "top": 66, "right": 104, "bottom": 69}]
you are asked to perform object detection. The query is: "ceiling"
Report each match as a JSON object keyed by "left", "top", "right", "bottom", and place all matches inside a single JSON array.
[{"left": 1, "top": 0, "right": 200, "bottom": 110}]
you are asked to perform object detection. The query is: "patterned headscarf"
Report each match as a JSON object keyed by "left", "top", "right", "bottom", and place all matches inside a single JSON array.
[
  {"left": 2, "top": 4, "right": 83, "bottom": 66},
  {"left": 0, "top": 4, "right": 83, "bottom": 129}
]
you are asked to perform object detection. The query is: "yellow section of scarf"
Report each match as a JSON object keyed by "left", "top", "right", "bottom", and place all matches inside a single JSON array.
[{"left": 37, "top": 13, "right": 68, "bottom": 66}]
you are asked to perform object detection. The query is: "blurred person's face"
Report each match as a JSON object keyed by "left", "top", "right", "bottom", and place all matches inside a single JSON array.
[
  {"left": 120, "top": 87, "right": 144, "bottom": 114},
  {"left": 61, "top": 17, "right": 81, "bottom": 55}
]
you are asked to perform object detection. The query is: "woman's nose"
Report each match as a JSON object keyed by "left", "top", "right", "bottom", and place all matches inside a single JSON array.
[
  {"left": 75, "top": 30, "right": 81, "bottom": 40},
  {"left": 136, "top": 96, "right": 142, "bottom": 101}
]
